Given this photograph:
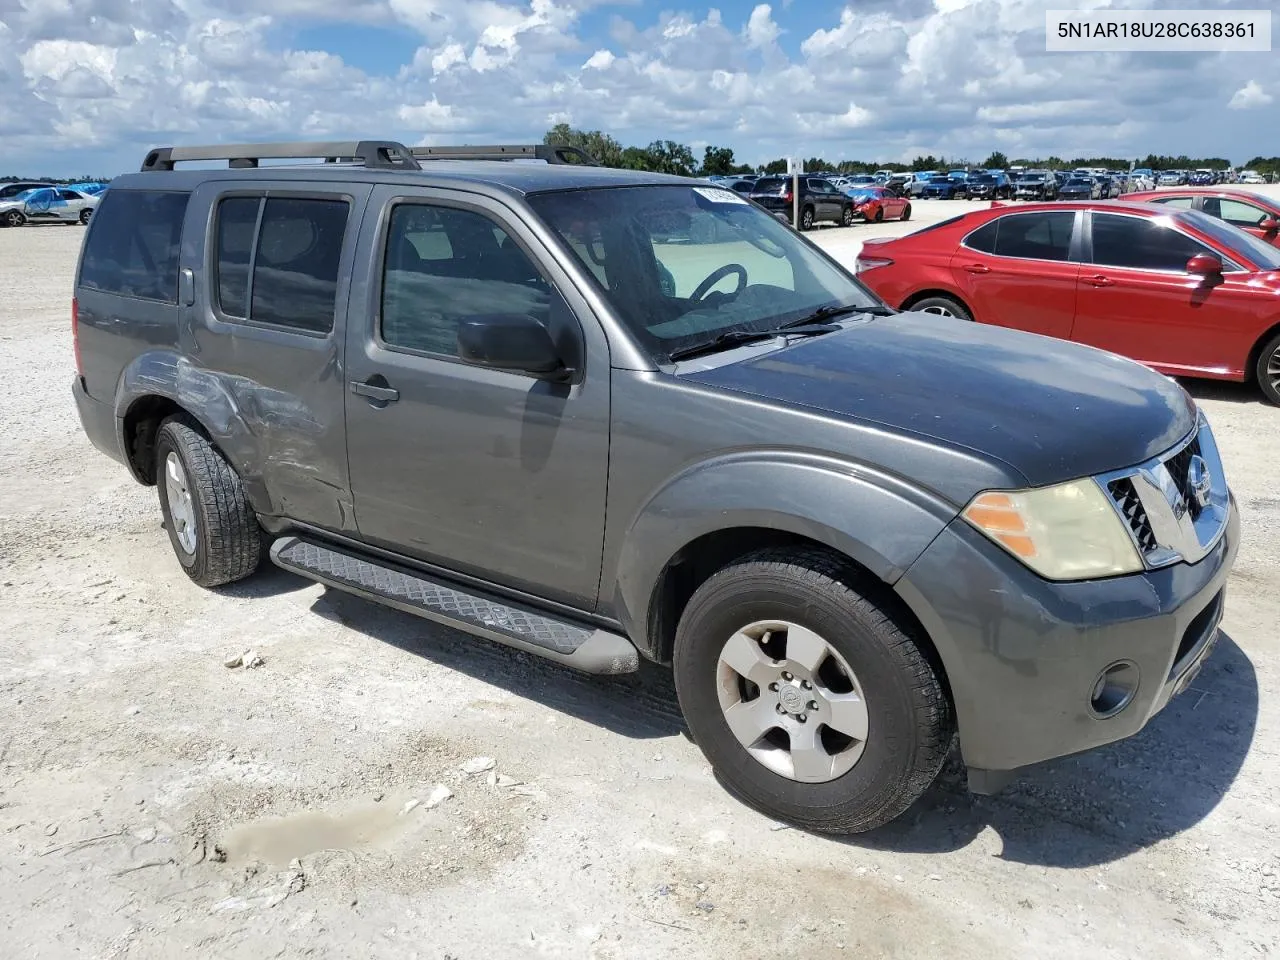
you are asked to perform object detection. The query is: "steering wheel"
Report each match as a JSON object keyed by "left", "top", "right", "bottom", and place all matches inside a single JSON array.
[{"left": 690, "top": 263, "right": 747, "bottom": 301}]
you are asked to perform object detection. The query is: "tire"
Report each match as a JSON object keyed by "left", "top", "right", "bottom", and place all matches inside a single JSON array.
[
  {"left": 901, "top": 205, "right": 911, "bottom": 221},
  {"left": 672, "top": 548, "right": 953, "bottom": 834},
  {"left": 800, "top": 206, "right": 814, "bottom": 231},
  {"left": 873, "top": 208, "right": 884, "bottom": 223},
  {"left": 841, "top": 206, "right": 855, "bottom": 227},
  {"left": 909, "top": 294, "right": 972, "bottom": 321},
  {"left": 1255, "top": 331, "right": 1280, "bottom": 406},
  {"left": 79, "top": 209, "right": 92, "bottom": 225},
  {"left": 155, "top": 417, "right": 264, "bottom": 587},
  {"left": 4, "top": 210, "right": 25, "bottom": 228}
]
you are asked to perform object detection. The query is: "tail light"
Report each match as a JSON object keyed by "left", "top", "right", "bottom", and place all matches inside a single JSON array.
[
  {"left": 782, "top": 190, "right": 793, "bottom": 202},
  {"left": 855, "top": 256, "right": 894, "bottom": 274},
  {"left": 72, "top": 297, "right": 83, "bottom": 377}
]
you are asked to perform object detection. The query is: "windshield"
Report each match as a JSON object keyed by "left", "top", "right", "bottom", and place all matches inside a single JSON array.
[
  {"left": 526, "top": 184, "right": 884, "bottom": 362},
  {"left": 1178, "top": 209, "right": 1280, "bottom": 270}
]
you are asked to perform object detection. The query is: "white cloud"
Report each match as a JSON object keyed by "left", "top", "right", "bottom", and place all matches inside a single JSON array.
[
  {"left": 743, "top": 5, "right": 780, "bottom": 50},
  {"left": 1228, "top": 80, "right": 1272, "bottom": 110},
  {"left": 0, "top": 0, "right": 1276, "bottom": 174}
]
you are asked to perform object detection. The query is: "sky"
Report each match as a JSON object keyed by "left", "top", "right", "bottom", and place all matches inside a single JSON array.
[{"left": 0, "top": 0, "right": 1276, "bottom": 177}]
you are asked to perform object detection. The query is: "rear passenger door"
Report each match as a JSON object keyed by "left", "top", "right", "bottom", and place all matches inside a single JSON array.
[
  {"left": 185, "top": 180, "right": 373, "bottom": 534},
  {"left": 342, "top": 186, "right": 611, "bottom": 610},
  {"left": 949, "top": 210, "right": 1081, "bottom": 339}
]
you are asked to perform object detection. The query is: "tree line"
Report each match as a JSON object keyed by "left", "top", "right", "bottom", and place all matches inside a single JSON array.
[
  {"left": 545, "top": 126, "right": 1279, "bottom": 178},
  {"left": 1, "top": 175, "right": 113, "bottom": 184}
]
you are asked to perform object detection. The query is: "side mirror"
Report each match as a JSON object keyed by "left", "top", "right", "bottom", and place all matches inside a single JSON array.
[
  {"left": 457, "top": 313, "right": 570, "bottom": 379},
  {"left": 1185, "top": 253, "right": 1223, "bottom": 277},
  {"left": 1259, "top": 217, "right": 1279, "bottom": 233}
]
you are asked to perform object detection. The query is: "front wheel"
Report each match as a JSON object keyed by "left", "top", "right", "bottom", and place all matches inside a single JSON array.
[
  {"left": 155, "top": 417, "right": 264, "bottom": 587},
  {"left": 673, "top": 549, "right": 953, "bottom": 834},
  {"left": 873, "top": 208, "right": 884, "bottom": 223},
  {"left": 79, "top": 209, "right": 92, "bottom": 225},
  {"left": 1256, "top": 331, "right": 1280, "bottom": 405},
  {"left": 4, "top": 210, "right": 25, "bottom": 228},
  {"left": 900, "top": 204, "right": 911, "bottom": 221},
  {"left": 799, "top": 206, "right": 815, "bottom": 231},
  {"left": 841, "top": 207, "right": 855, "bottom": 227}
]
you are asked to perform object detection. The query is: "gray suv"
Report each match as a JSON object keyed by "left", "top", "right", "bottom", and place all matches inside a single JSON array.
[{"left": 71, "top": 140, "right": 1237, "bottom": 833}]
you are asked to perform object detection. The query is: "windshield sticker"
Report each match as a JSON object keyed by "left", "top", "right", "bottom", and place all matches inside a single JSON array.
[{"left": 693, "top": 187, "right": 748, "bottom": 205}]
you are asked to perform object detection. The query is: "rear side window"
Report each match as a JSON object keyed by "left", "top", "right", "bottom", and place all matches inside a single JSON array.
[
  {"left": 963, "top": 220, "right": 998, "bottom": 253},
  {"left": 213, "top": 196, "right": 350, "bottom": 334},
  {"left": 79, "top": 190, "right": 190, "bottom": 303},
  {"left": 992, "top": 212, "right": 1075, "bottom": 261}
]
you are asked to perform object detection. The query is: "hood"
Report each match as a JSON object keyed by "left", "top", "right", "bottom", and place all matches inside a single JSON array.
[{"left": 679, "top": 312, "right": 1196, "bottom": 487}]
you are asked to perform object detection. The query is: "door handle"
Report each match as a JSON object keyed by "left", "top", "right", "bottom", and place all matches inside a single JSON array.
[
  {"left": 963, "top": 263, "right": 991, "bottom": 274},
  {"left": 350, "top": 380, "right": 400, "bottom": 403},
  {"left": 1084, "top": 274, "right": 1114, "bottom": 287}
]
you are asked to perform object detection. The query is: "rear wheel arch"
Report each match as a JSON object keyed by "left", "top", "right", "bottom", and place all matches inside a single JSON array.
[
  {"left": 900, "top": 289, "right": 973, "bottom": 316},
  {"left": 121, "top": 394, "right": 186, "bottom": 484}
]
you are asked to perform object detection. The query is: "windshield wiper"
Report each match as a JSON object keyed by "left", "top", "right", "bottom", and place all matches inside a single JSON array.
[
  {"left": 667, "top": 330, "right": 781, "bottom": 362},
  {"left": 776, "top": 303, "right": 894, "bottom": 330}
]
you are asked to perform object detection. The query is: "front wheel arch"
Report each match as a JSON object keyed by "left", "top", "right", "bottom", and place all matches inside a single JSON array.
[
  {"left": 1249, "top": 323, "right": 1280, "bottom": 404},
  {"left": 900, "top": 289, "right": 974, "bottom": 317}
]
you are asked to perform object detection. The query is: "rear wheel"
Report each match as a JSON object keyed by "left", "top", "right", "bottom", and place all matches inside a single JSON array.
[
  {"left": 1256, "top": 331, "right": 1280, "bottom": 405},
  {"left": 841, "top": 207, "right": 855, "bottom": 227},
  {"left": 155, "top": 417, "right": 264, "bottom": 587},
  {"left": 672, "top": 548, "right": 953, "bottom": 834},
  {"left": 909, "top": 294, "right": 972, "bottom": 321}
]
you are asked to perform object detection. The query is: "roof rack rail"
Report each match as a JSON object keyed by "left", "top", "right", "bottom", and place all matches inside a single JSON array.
[
  {"left": 139, "top": 140, "right": 421, "bottom": 172},
  {"left": 410, "top": 144, "right": 600, "bottom": 166}
]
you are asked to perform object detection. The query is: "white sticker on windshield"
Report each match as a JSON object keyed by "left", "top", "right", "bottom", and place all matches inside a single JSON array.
[{"left": 692, "top": 186, "right": 748, "bottom": 205}]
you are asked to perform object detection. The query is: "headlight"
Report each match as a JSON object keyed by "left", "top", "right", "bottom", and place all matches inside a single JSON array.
[{"left": 961, "top": 478, "right": 1143, "bottom": 581}]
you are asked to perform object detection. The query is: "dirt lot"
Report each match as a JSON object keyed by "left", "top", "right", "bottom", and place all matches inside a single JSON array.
[{"left": 1, "top": 200, "right": 1278, "bottom": 960}]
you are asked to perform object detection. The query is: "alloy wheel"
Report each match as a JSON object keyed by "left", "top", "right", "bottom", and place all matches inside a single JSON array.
[
  {"left": 716, "top": 620, "right": 870, "bottom": 783},
  {"left": 164, "top": 452, "right": 198, "bottom": 555}
]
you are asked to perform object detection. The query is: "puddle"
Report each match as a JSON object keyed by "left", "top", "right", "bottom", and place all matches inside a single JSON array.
[{"left": 219, "top": 798, "right": 416, "bottom": 867}]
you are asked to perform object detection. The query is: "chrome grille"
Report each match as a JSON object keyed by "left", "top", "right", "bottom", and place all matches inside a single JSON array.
[
  {"left": 1107, "top": 478, "right": 1158, "bottom": 553},
  {"left": 1098, "top": 415, "right": 1229, "bottom": 570}
]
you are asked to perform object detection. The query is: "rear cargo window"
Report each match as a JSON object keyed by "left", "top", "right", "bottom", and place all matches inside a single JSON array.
[
  {"left": 213, "top": 196, "right": 350, "bottom": 334},
  {"left": 78, "top": 190, "right": 190, "bottom": 303}
]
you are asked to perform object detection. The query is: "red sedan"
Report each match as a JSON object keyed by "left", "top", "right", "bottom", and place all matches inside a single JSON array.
[
  {"left": 1125, "top": 188, "right": 1280, "bottom": 247},
  {"left": 855, "top": 201, "right": 1280, "bottom": 404},
  {"left": 845, "top": 186, "right": 911, "bottom": 223}
]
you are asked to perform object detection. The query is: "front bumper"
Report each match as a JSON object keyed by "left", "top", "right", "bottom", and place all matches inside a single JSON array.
[{"left": 894, "top": 492, "right": 1239, "bottom": 776}]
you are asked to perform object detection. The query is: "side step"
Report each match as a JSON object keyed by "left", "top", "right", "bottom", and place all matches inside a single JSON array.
[{"left": 270, "top": 536, "right": 639, "bottom": 675}]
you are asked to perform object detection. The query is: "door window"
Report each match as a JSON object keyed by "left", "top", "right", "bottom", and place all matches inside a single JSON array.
[
  {"left": 213, "top": 195, "right": 349, "bottom": 333},
  {"left": 380, "top": 204, "right": 551, "bottom": 358},
  {"left": 1090, "top": 214, "right": 1212, "bottom": 272},
  {"left": 1151, "top": 195, "right": 1195, "bottom": 209},
  {"left": 1203, "top": 197, "right": 1269, "bottom": 228}
]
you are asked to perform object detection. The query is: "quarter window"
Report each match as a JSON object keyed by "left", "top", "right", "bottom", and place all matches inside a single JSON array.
[
  {"left": 213, "top": 196, "right": 349, "bottom": 334},
  {"left": 380, "top": 204, "right": 551, "bottom": 358},
  {"left": 1090, "top": 214, "right": 1210, "bottom": 272},
  {"left": 78, "top": 190, "right": 190, "bottom": 303}
]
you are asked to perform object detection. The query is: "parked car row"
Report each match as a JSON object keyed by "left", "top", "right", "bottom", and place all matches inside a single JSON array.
[
  {"left": 855, "top": 197, "right": 1280, "bottom": 405},
  {"left": 740, "top": 176, "right": 913, "bottom": 229},
  {"left": 0, "top": 184, "right": 103, "bottom": 226}
]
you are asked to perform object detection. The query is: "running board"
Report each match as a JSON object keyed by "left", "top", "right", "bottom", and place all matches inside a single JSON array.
[{"left": 269, "top": 536, "right": 639, "bottom": 675}]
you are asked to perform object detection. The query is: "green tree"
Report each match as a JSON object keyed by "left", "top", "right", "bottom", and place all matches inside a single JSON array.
[
  {"left": 700, "top": 145, "right": 737, "bottom": 176},
  {"left": 644, "top": 140, "right": 696, "bottom": 177},
  {"left": 910, "top": 155, "right": 938, "bottom": 172},
  {"left": 543, "top": 124, "right": 625, "bottom": 167},
  {"left": 762, "top": 158, "right": 788, "bottom": 175},
  {"left": 982, "top": 151, "right": 1009, "bottom": 170}
]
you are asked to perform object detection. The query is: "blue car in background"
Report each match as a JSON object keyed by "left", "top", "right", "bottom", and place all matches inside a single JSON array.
[{"left": 919, "top": 174, "right": 970, "bottom": 199}]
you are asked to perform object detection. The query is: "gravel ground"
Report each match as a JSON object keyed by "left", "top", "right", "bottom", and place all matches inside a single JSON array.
[{"left": 1, "top": 198, "right": 1278, "bottom": 960}]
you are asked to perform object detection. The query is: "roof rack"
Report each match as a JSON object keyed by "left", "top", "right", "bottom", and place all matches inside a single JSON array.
[
  {"left": 410, "top": 144, "right": 599, "bottom": 166},
  {"left": 140, "top": 140, "right": 421, "bottom": 172}
]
